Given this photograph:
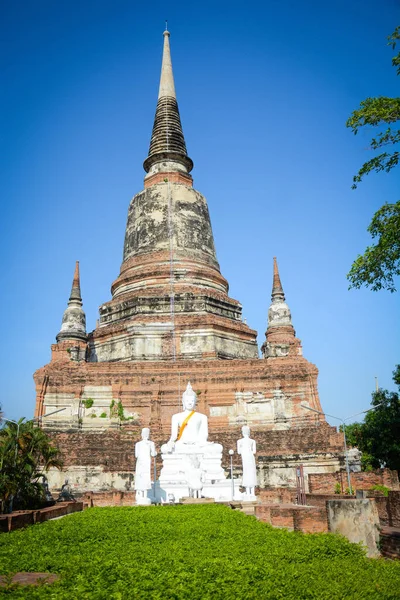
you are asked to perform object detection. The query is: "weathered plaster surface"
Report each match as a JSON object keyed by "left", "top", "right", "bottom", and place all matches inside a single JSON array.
[
  {"left": 123, "top": 183, "right": 216, "bottom": 265},
  {"left": 327, "top": 499, "right": 381, "bottom": 558}
]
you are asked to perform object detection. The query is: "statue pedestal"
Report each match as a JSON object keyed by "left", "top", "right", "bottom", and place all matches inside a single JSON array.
[
  {"left": 181, "top": 497, "right": 215, "bottom": 504},
  {"left": 156, "top": 446, "right": 241, "bottom": 503},
  {"left": 135, "top": 493, "right": 152, "bottom": 506}
]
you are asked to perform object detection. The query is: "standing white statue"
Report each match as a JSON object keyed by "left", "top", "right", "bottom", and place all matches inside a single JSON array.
[
  {"left": 237, "top": 425, "right": 257, "bottom": 498},
  {"left": 134, "top": 427, "right": 157, "bottom": 505}
]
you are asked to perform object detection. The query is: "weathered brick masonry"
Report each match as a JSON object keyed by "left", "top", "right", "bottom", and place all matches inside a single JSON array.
[
  {"left": 35, "top": 352, "right": 323, "bottom": 432},
  {"left": 255, "top": 504, "right": 329, "bottom": 533},
  {"left": 51, "top": 423, "right": 343, "bottom": 472},
  {"left": 373, "top": 491, "right": 400, "bottom": 528},
  {"left": 308, "top": 469, "right": 399, "bottom": 494},
  {"left": 380, "top": 527, "right": 400, "bottom": 560},
  {"left": 44, "top": 422, "right": 346, "bottom": 493}
]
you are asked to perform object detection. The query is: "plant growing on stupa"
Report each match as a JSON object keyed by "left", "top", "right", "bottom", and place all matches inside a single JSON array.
[{"left": 82, "top": 398, "right": 94, "bottom": 409}]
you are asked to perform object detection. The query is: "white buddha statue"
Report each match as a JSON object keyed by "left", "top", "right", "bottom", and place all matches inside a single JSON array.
[
  {"left": 158, "top": 382, "right": 226, "bottom": 501},
  {"left": 162, "top": 382, "right": 221, "bottom": 454}
]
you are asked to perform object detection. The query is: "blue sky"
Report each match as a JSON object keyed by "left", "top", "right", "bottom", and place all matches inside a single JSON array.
[{"left": 1, "top": 0, "right": 399, "bottom": 425}]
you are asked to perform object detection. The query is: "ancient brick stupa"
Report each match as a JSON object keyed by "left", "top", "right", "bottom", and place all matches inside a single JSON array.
[{"left": 34, "top": 30, "right": 345, "bottom": 491}]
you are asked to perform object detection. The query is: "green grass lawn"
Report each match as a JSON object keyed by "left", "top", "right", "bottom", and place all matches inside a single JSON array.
[{"left": 0, "top": 504, "right": 399, "bottom": 599}]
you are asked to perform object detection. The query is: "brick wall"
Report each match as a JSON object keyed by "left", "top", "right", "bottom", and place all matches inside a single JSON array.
[
  {"left": 380, "top": 527, "right": 400, "bottom": 560},
  {"left": 256, "top": 504, "right": 328, "bottom": 533},
  {"left": 293, "top": 507, "right": 328, "bottom": 533},
  {"left": 388, "top": 491, "right": 400, "bottom": 527},
  {"left": 306, "top": 493, "right": 354, "bottom": 507},
  {"left": 258, "top": 488, "right": 297, "bottom": 504},
  {"left": 374, "top": 496, "right": 390, "bottom": 525},
  {"left": 255, "top": 505, "right": 272, "bottom": 523},
  {"left": 373, "top": 491, "right": 400, "bottom": 527},
  {"left": 0, "top": 502, "right": 84, "bottom": 533},
  {"left": 216, "top": 424, "right": 343, "bottom": 460},
  {"left": 51, "top": 431, "right": 138, "bottom": 471},
  {"left": 84, "top": 491, "right": 136, "bottom": 507},
  {"left": 308, "top": 469, "right": 399, "bottom": 494},
  {"left": 270, "top": 507, "right": 295, "bottom": 530},
  {"left": 0, "top": 511, "right": 34, "bottom": 533},
  {"left": 35, "top": 353, "right": 324, "bottom": 432},
  {"left": 383, "top": 470, "right": 400, "bottom": 490},
  {"left": 50, "top": 424, "right": 344, "bottom": 473}
]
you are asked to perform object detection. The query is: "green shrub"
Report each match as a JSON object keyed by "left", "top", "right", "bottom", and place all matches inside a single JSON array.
[
  {"left": 90, "top": 413, "right": 97, "bottom": 419},
  {"left": 116, "top": 400, "right": 134, "bottom": 421},
  {"left": 370, "top": 484, "right": 390, "bottom": 497},
  {"left": 117, "top": 399, "right": 125, "bottom": 420},
  {"left": 0, "top": 505, "right": 399, "bottom": 598},
  {"left": 110, "top": 399, "right": 117, "bottom": 417},
  {"left": 334, "top": 482, "right": 341, "bottom": 494},
  {"left": 99, "top": 412, "right": 107, "bottom": 419},
  {"left": 82, "top": 398, "right": 94, "bottom": 409}
]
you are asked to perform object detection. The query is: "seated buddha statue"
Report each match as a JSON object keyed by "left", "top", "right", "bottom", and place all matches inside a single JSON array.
[{"left": 162, "top": 382, "right": 221, "bottom": 454}]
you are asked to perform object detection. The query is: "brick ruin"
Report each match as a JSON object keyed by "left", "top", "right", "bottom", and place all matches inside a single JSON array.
[{"left": 34, "top": 29, "right": 349, "bottom": 493}]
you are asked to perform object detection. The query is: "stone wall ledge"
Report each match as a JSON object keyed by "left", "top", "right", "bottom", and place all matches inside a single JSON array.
[{"left": 0, "top": 502, "right": 84, "bottom": 533}]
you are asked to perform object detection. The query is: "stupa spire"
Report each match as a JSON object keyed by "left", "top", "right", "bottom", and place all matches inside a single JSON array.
[
  {"left": 56, "top": 261, "right": 87, "bottom": 343},
  {"left": 261, "top": 258, "right": 300, "bottom": 359},
  {"left": 69, "top": 261, "right": 82, "bottom": 303},
  {"left": 272, "top": 257, "right": 285, "bottom": 303},
  {"left": 143, "top": 29, "right": 193, "bottom": 175},
  {"left": 268, "top": 257, "right": 292, "bottom": 323},
  {"left": 158, "top": 29, "right": 176, "bottom": 99}
]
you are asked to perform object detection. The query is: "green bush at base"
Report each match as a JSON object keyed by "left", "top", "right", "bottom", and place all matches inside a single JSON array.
[{"left": 0, "top": 504, "right": 399, "bottom": 599}]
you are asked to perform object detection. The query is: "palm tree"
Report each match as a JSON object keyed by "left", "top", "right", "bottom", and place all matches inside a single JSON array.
[{"left": 0, "top": 419, "right": 63, "bottom": 513}]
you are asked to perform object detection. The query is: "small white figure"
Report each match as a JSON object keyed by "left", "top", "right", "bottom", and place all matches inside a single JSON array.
[
  {"left": 237, "top": 425, "right": 257, "bottom": 498},
  {"left": 134, "top": 428, "right": 157, "bottom": 505}
]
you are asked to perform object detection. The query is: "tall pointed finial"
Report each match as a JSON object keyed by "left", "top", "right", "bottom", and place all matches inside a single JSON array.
[
  {"left": 272, "top": 257, "right": 285, "bottom": 303},
  {"left": 159, "top": 26, "right": 176, "bottom": 99},
  {"left": 165, "top": 20, "right": 168, "bottom": 32},
  {"left": 144, "top": 29, "right": 193, "bottom": 174},
  {"left": 70, "top": 261, "right": 82, "bottom": 303},
  {"left": 56, "top": 261, "right": 87, "bottom": 343}
]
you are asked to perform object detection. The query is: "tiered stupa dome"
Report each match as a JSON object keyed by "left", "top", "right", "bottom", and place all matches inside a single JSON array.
[{"left": 87, "top": 30, "right": 259, "bottom": 362}]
